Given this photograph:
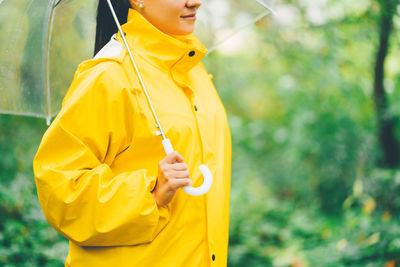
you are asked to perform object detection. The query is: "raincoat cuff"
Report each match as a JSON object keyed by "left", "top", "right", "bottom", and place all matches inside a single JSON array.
[
  {"left": 150, "top": 178, "right": 157, "bottom": 193},
  {"left": 146, "top": 175, "right": 170, "bottom": 229},
  {"left": 145, "top": 177, "right": 170, "bottom": 238},
  {"left": 146, "top": 175, "right": 169, "bottom": 210}
]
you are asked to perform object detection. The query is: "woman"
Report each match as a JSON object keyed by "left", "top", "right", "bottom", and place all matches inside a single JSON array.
[{"left": 33, "top": 0, "right": 231, "bottom": 266}]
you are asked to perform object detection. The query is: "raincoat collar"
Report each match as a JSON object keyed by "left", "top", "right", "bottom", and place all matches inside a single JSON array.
[{"left": 118, "top": 9, "right": 208, "bottom": 74}]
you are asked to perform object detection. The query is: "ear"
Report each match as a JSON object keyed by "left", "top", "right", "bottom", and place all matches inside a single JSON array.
[{"left": 128, "top": 0, "right": 141, "bottom": 9}]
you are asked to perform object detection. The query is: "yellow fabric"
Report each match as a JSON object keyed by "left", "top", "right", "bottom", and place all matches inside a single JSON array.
[{"left": 33, "top": 8, "right": 231, "bottom": 267}]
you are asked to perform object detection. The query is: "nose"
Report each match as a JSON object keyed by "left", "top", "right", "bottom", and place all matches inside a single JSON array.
[{"left": 186, "top": 0, "right": 202, "bottom": 9}]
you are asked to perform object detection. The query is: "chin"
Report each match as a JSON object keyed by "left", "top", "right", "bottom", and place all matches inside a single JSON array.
[
  {"left": 173, "top": 24, "right": 195, "bottom": 35},
  {"left": 178, "top": 28, "right": 195, "bottom": 35}
]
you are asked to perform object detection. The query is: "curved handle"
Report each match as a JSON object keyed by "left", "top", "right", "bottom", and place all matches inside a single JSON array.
[
  {"left": 162, "top": 139, "right": 212, "bottom": 196},
  {"left": 182, "top": 164, "right": 212, "bottom": 196}
]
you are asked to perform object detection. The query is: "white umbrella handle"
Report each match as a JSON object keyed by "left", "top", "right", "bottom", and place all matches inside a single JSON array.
[{"left": 162, "top": 139, "right": 212, "bottom": 196}]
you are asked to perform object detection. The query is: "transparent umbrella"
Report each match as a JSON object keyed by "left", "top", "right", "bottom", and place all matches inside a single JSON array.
[{"left": 0, "top": 0, "right": 275, "bottom": 124}]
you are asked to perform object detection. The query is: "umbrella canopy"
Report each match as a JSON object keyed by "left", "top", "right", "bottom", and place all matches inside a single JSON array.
[
  {"left": 196, "top": 0, "right": 275, "bottom": 53},
  {"left": 0, "top": 0, "right": 274, "bottom": 124},
  {"left": 0, "top": 0, "right": 97, "bottom": 124}
]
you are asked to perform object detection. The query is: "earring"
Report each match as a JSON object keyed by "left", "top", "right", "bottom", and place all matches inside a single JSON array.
[{"left": 138, "top": 1, "right": 143, "bottom": 8}]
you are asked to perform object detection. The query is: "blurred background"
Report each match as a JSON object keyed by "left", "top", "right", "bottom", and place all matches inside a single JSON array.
[{"left": 1, "top": 0, "right": 400, "bottom": 266}]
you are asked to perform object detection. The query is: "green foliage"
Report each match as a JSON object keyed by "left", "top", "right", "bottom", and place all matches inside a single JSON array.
[
  {"left": 0, "top": 115, "right": 67, "bottom": 266},
  {"left": 203, "top": 0, "right": 400, "bottom": 265}
]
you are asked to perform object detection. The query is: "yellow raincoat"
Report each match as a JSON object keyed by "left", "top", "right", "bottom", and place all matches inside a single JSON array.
[{"left": 33, "top": 8, "right": 231, "bottom": 267}]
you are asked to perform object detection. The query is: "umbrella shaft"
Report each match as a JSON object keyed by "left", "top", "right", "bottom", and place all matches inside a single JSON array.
[{"left": 105, "top": 0, "right": 167, "bottom": 140}]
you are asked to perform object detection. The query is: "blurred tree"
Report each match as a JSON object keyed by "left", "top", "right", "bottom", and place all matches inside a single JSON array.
[{"left": 374, "top": 0, "right": 400, "bottom": 167}]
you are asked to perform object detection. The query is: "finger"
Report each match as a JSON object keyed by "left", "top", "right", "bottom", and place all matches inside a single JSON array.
[
  {"left": 169, "top": 178, "right": 192, "bottom": 190},
  {"left": 174, "top": 170, "right": 190, "bottom": 179},
  {"left": 164, "top": 170, "right": 190, "bottom": 179},
  {"left": 164, "top": 151, "right": 184, "bottom": 164},
  {"left": 171, "top": 163, "right": 188, "bottom": 171}
]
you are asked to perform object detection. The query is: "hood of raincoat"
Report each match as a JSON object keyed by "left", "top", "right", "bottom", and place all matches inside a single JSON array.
[{"left": 34, "top": 8, "right": 231, "bottom": 267}]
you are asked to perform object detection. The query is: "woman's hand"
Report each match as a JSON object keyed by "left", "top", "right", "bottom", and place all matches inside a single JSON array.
[{"left": 152, "top": 152, "right": 192, "bottom": 207}]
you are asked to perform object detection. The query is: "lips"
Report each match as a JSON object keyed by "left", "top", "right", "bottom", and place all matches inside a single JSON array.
[{"left": 181, "top": 13, "right": 196, "bottom": 19}]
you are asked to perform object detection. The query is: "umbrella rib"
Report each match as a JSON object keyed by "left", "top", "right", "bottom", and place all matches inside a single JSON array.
[
  {"left": 207, "top": 10, "right": 271, "bottom": 54},
  {"left": 0, "top": 110, "right": 54, "bottom": 120},
  {"left": 44, "top": 1, "right": 58, "bottom": 125},
  {"left": 53, "top": 0, "right": 63, "bottom": 8},
  {"left": 255, "top": 0, "right": 277, "bottom": 16}
]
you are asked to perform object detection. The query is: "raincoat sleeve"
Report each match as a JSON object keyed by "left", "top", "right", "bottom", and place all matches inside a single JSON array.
[{"left": 33, "top": 61, "right": 170, "bottom": 247}]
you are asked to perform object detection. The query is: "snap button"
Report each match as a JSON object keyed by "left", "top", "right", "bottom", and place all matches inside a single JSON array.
[
  {"left": 212, "top": 254, "right": 215, "bottom": 261},
  {"left": 194, "top": 105, "right": 198, "bottom": 111},
  {"left": 189, "top": 50, "right": 195, "bottom": 57}
]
